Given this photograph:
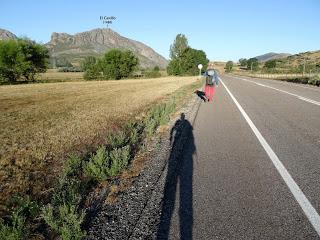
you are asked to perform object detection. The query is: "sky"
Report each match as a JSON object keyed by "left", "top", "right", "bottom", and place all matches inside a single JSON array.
[{"left": 1, "top": 0, "right": 319, "bottom": 61}]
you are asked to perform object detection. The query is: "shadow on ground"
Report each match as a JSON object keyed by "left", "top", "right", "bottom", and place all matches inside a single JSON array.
[
  {"left": 156, "top": 113, "right": 196, "bottom": 240},
  {"left": 194, "top": 90, "right": 207, "bottom": 102}
]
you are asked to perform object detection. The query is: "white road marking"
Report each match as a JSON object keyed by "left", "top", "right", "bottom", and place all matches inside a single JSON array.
[
  {"left": 219, "top": 77, "right": 320, "bottom": 237},
  {"left": 231, "top": 76, "right": 320, "bottom": 106}
]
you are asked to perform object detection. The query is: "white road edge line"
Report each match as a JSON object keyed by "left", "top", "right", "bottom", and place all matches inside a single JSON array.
[
  {"left": 219, "top": 77, "right": 320, "bottom": 237},
  {"left": 232, "top": 76, "right": 320, "bottom": 106}
]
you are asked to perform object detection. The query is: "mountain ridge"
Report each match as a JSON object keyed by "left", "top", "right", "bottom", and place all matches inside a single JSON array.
[
  {"left": 0, "top": 28, "right": 168, "bottom": 69},
  {"left": 45, "top": 28, "right": 168, "bottom": 69}
]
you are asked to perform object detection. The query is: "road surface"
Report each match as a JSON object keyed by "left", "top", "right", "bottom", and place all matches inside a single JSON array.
[{"left": 156, "top": 74, "right": 320, "bottom": 239}]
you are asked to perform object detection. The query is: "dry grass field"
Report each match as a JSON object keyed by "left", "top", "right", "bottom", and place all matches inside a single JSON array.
[
  {"left": 208, "top": 61, "right": 226, "bottom": 73},
  {"left": 39, "top": 69, "right": 84, "bottom": 82},
  {"left": 0, "top": 76, "right": 198, "bottom": 208}
]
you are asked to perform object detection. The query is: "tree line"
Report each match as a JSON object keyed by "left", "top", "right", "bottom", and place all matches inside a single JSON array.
[
  {"left": 0, "top": 34, "right": 209, "bottom": 84},
  {"left": 224, "top": 58, "right": 259, "bottom": 73}
]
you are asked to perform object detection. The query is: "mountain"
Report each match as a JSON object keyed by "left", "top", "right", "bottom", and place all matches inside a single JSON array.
[
  {"left": 45, "top": 28, "right": 168, "bottom": 69},
  {"left": 254, "top": 52, "right": 291, "bottom": 62},
  {"left": 0, "top": 28, "right": 17, "bottom": 40}
]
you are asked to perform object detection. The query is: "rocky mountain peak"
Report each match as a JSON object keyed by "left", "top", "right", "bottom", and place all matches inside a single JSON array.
[
  {"left": 0, "top": 28, "right": 17, "bottom": 40},
  {"left": 46, "top": 28, "right": 168, "bottom": 69}
]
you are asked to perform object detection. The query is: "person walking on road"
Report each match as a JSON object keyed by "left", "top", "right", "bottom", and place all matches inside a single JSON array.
[{"left": 204, "top": 69, "right": 218, "bottom": 102}]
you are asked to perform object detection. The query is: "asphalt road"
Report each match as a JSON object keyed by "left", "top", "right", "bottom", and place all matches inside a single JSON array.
[{"left": 157, "top": 75, "right": 320, "bottom": 239}]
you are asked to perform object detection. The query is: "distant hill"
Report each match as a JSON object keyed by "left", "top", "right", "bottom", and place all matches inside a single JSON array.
[
  {"left": 284, "top": 50, "right": 320, "bottom": 66},
  {"left": 0, "top": 28, "right": 17, "bottom": 40},
  {"left": 254, "top": 52, "right": 291, "bottom": 62},
  {"left": 45, "top": 28, "right": 168, "bottom": 69}
]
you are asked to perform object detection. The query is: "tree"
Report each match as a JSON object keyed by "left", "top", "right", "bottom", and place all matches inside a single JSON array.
[
  {"left": 0, "top": 39, "right": 49, "bottom": 83},
  {"left": 167, "top": 47, "right": 209, "bottom": 76},
  {"left": 82, "top": 56, "right": 101, "bottom": 80},
  {"left": 264, "top": 59, "right": 277, "bottom": 69},
  {"left": 247, "top": 58, "right": 259, "bottom": 71},
  {"left": 239, "top": 58, "right": 247, "bottom": 67},
  {"left": 180, "top": 48, "right": 208, "bottom": 75},
  {"left": 18, "top": 39, "right": 49, "bottom": 81},
  {"left": 145, "top": 65, "right": 161, "bottom": 78},
  {"left": 0, "top": 39, "right": 21, "bottom": 83},
  {"left": 169, "top": 34, "right": 188, "bottom": 59},
  {"left": 81, "top": 56, "right": 97, "bottom": 71},
  {"left": 99, "top": 49, "right": 139, "bottom": 80},
  {"left": 225, "top": 61, "right": 234, "bottom": 72},
  {"left": 55, "top": 57, "right": 73, "bottom": 68},
  {"left": 83, "top": 64, "right": 101, "bottom": 80},
  {"left": 167, "top": 58, "right": 182, "bottom": 75}
]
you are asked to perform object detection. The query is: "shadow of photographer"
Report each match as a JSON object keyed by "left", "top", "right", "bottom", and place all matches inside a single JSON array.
[{"left": 156, "top": 113, "right": 196, "bottom": 240}]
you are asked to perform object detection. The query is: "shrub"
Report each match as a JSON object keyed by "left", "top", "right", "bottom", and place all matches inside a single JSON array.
[
  {"left": 42, "top": 174, "right": 85, "bottom": 240},
  {"left": 52, "top": 177, "right": 82, "bottom": 208},
  {"left": 0, "top": 196, "right": 39, "bottom": 240},
  {"left": 81, "top": 56, "right": 97, "bottom": 71},
  {"left": 144, "top": 70, "right": 161, "bottom": 78},
  {"left": 144, "top": 66, "right": 161, "bottom": 78},
  {"left": 63, "top": 155, "right": 83, "bottom": 177},
  {"left": 58, "top": 67, "right": 81, "bottom": 72},
  {"left": 225, "top": 61, "right": 233, "bottom": 72},
  {"left": 42, "top": 203, "right": 85, "bottom": 240},
  {"left": 145, "top": 118, "right": 158, "bottom": 137},
  {"left": 144, "top": 100, "right": 176, "bottom": 137},
  {"left": 84, "top": 146, "right": 109, "bottom": 181},
  {"left": 108, "top": 145, "right": 131, "bottom": 176},
  {"left": 0, "top": 211, "right": 25, "bottom": 240},
  {"left": 106, "top": 131, "right": 128, "bottom": 149},
  {"left": 83, "top": 65, "right": 101, "bottom": 80},
  {"left": 124, "top": 122, "right": 142, "bottom": 147},
  {"left": 308, "top": 75, "right": 320, "bottom": 86}
]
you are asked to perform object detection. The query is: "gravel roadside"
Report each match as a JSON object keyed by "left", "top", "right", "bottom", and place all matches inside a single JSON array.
[{"left": 86, "top": 92, "right": 201, "bottom": 240}]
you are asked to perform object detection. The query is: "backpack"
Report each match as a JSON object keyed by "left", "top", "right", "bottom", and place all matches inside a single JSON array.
[{"left": 206, "top": 75, "right": 214, "bottom": 85}]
